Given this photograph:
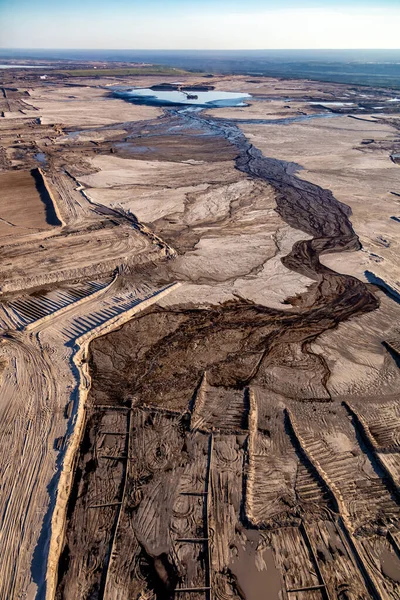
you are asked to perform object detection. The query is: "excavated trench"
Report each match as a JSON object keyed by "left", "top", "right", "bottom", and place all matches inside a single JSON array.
[{"left": 55, "top": 106, "right": 381, "bottom": 598}]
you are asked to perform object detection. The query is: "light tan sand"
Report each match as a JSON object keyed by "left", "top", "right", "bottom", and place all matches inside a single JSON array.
[
  {"left": 0, "top": 170, "right": 55, "bottom": 238},
  {"left": 79, "top": 154, "right": 242, "bottom": 188},
  {"left": 24, "top": 86, "right": 162, "bottom": 126}
]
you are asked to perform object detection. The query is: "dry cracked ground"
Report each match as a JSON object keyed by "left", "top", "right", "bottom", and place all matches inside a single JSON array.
[{"left": 0, "top": 70, "right": 400, "bottom": 600}]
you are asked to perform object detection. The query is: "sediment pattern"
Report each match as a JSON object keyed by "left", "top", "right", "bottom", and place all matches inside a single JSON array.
[{"left": 54, "top": 101, "right": 400, "bottom": 600}]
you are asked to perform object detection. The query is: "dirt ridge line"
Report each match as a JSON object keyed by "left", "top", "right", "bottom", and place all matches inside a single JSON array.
[
  {"left": 45, "top": 282, "right": 181, "bottom": 600},
  {"left": 286, "top": 408, "right": 389, "bottom": 600},
  {"left": 244, "top": 387, "right": 258, "bottom": 525},
  {"left": 24, "top": 273, "right": 117, "bottom": 332},
  {"left": 38, "top": 168, "right": 66, "bottom": 228},
  {"left": 343, "top": 401, "right": 400, "bottom": 498}
]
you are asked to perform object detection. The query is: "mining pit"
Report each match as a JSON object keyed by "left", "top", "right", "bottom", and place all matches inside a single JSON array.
[{"left": 0, "top": 70, "right": 399, "bottom": 600}]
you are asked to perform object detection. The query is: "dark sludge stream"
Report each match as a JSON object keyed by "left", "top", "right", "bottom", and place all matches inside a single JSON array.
[{"left": 54, "top": 104, "right": 380, "bottom": 599}]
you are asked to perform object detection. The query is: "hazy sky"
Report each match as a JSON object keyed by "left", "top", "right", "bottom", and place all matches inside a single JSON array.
[{"left": 0, "top": 0, "right": 399, "bottom": 49}]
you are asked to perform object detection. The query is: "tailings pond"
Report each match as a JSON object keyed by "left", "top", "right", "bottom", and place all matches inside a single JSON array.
[{"left": 114, "top": 88, "right": 251, "bottom": 107}]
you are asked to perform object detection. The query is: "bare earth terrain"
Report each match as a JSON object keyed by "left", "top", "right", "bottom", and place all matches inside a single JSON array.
[{"left": 0, "top": 67, "right": 399, "bottom": 600}]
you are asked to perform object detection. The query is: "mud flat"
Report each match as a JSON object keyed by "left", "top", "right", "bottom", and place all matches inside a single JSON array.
[
  {"left": 55, "top": 82, "right": 400, "bottom": 600},
  {"left": 75, "top": 116, "right": 315, "bottom": 309},
  {"left": 0, "top": 69, "right": 400, "bottom": 599}
]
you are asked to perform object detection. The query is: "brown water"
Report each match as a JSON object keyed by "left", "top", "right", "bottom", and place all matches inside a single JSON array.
[
  {"left": 380, "top": 549, "right": 400, "bottom": 584},
  {"left": 229, "top": 530, "right": 281, "bottom": 600}
]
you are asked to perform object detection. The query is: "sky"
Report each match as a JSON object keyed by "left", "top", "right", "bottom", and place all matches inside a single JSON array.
[{"left": 0, "top": 0, "right": 399, "bottom": 50}]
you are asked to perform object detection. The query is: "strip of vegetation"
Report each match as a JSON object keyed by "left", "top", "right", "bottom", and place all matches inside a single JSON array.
[{"left": 53, "top": 66, "right": 190, "bottom": 77}]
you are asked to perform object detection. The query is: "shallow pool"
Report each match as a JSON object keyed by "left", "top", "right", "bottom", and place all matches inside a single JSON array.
[{"left": 0, "top": 64, "right": 53, "bottom": 69}]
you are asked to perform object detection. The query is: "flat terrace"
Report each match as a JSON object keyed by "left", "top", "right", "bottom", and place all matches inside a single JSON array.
[{"left": 0, "top": 168, "right": 61, "bottom": 239}]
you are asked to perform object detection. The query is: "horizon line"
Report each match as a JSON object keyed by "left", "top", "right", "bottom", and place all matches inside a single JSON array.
[{"left": 1, "top": 47, "right": 400, "bottom": 51}]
